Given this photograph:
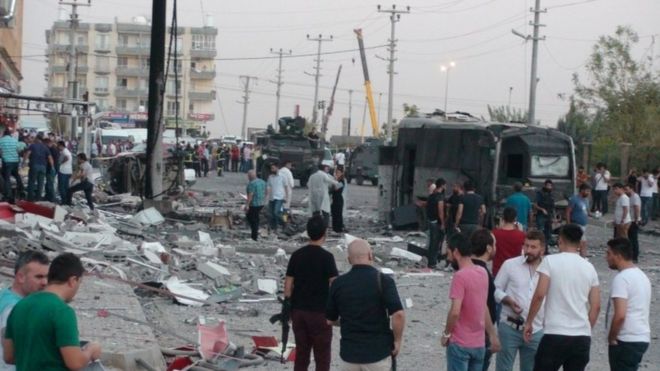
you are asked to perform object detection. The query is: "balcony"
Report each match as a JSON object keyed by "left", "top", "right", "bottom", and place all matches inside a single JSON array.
[
  {"left": 51, "top": 65, "right": 67, "bottom": 73},
  {"left": 115, "top": 66, "right": 149, "bottom": 77},
  {"left": 188, "top": 91, "right": 214, "bottom": 101},
  {"left": 94, "top": 65, "right": 111, "bottom": 74},
  {"left": 77, "top": 66, "right": 89, "bottom": 74},
  {"left": 190, "top": 68, "right": 216, "bottom": 80},
  {"left": 94, "top": 87, "right": 110, "bottom": 96},
  {"left": 115, "top": 87, "right": 148, "bottom": 98},
  {"left": 190, "top": 49, "right": 217, "bottom": 59},
  {"left": 116, "top": 45, "right": 150, "bottom": 56},
  {"left": 48, "top": 87, "right": 66, "bottom": 97},
  {"left": 94, "top": 43, "right": 112, "bottom": 53}
]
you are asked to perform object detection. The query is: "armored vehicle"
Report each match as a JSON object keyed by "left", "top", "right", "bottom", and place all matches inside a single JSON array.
[
  {"left": 347, "top": 139, "right": 381, "bottom": 186},
  {"left": 255, "top": 116, "right": 324, "bottom": 187},
  {"left": 382, "top": 117, "right": 576, "bottom": 227}
]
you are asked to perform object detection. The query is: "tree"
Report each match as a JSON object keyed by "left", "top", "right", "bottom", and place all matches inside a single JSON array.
[
  {"left": 487, "top": 105, "right": 528, "bottom": 123},
  {"left": 572, "top": 26, "right": 660, "bottom": 167}
]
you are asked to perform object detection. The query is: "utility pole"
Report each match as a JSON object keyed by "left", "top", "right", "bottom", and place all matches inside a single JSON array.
[
  {"left": 377, "top": 4, "right": 409, "bottom": 144},
  {"left": 508, "top": 86, "right": 513, "bottom": 107},
  {"left": 239, "top": 75, "right": 257, "bottom": 140},
  {"left": 305, "top": 34, "right": 333, "bottom": 126},
  {"left": 512, "top": 0, "right": 545, "bottom": 125},
  {"left": 59, "top": 0, "right": 90, "bottom": 139},
  {"left": 145, "top": 0, "right": 166, "bottom": 200},
  {"left": 270, "top": 48, "right": 291, "bottom": 125},
  {"left": 347, "top": 89, "right": 353, "bottom": 136}
]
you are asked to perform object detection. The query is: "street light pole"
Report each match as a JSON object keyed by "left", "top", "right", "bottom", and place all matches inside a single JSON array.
[{"left": 441, "top": 61, "right": 455, "bottom": 116}]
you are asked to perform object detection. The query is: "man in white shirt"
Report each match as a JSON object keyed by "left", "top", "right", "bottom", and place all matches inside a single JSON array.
[
  {"left": 278, "top": 160, "right": 295, "bottom": 210},
  {"left": 308, "top": 165, "right": 340, "bottom": 228},
  {"left": 334, "top": 151, "right": 345, "bottom": 168},
  {"left": 593, "top": 162, "right": 611, "bottom": 214},
  {"left": 623, "top": 184, "right": 642, "bottom": 263},
  {"left": 265, "top": 163, "right": 287, "bottom": 232},
  {"left": 637, "top": 168, "right": 654, "bottom": 225},
  {"left": 65, "top": 153, "right": 95, "bottom": 210},
  {"left": 605, "top": 238, "right": 651, "bottom": 371},
  {"left": 56, "top": 141, "right": 73, "bottom": 205},
  {"left": 612, "top": 183, "right": 632, "bottom": 238},
  {"left": 494, "top": 230, "right": 545, "bottom": 371},
  {"left": 524, "top": 224, "right": 600, "bottom": 371}
]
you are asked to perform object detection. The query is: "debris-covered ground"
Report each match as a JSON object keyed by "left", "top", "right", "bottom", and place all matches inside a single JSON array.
[{"left": 0, "top": 171, "right": 658, "bottom": 370}]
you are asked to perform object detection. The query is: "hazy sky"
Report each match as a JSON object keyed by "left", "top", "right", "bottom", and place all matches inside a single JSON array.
[{"left": 22, "top": 0, "right": 660, "bottom": 137}]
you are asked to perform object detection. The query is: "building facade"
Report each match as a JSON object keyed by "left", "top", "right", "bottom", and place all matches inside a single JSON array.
[
  {"left": 0, "top": 0, "right": 24, "bottom": 129},
  {"left": 44, "top": 17, "right": 217, "bottom": 135}
]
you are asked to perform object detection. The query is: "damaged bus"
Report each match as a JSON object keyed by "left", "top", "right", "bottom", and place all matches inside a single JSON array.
[{"left": 382, "top": 117, "right": 576, "bottom": 228}]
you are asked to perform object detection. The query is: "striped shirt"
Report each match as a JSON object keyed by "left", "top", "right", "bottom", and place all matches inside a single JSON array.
[{"left": 0, "top": 135, "right": 19, "bottom": 163}]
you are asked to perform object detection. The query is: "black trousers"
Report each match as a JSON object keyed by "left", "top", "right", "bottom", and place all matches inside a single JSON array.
[
  {"left": 534, "top": 334, "right": 590, "bottom": 371},
  {"left": 331, "top": 196, "right": 344, "bottom": 233},
  {"left": 426, "top": 222, "right": 445, "bottom": 267},
  {"left": 629, "top": 222, "right": 640, "bottom": 262},
  {"left": 608, "top": 341, "right": 648, "bottom": 371},
  {"left": 201, "top": 158, "right": 209, "bottom": 176},
  {"left": 66, "top": 180, "right": 94, "bottom": 210},
  {"left": 247, "top": 206, "right": 263, "bottom": 241},
  {"left": 592, "top": 190, "right": 609, "bottom": 213}
]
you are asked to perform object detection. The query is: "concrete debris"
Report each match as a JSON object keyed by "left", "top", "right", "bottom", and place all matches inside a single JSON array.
[
  {"left": 164, "top": 277, "right": 210, "bottom": 307},
  {"left": 197, "top": 261, "right": 231, "bottom": 279},
  {"left": 256, "top": 279, "right": 278, "bottom": 295},
  {"left": 132, "top": 207, "right": 165, "bottom": 226},
  {"left": 390, "top": 247, "right": 423, "bottom": 262}
]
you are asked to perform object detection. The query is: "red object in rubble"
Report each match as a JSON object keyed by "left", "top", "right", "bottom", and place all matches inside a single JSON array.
[
  {"left": 0, "top": 202, "right": 16, "bottom": 220},
  {"left": 16, "top": 200, "right": 55, "bottom": 219}
]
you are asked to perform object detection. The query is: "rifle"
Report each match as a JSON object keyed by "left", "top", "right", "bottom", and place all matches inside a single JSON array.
[{"left": 268, "top": 296, "right": 291, "bottom": 363}]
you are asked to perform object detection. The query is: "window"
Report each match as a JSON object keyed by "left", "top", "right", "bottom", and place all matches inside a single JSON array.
[
  {"left": 188, "top": 103, "right": 194, "bottom": 112},
  {"left": 95, "top": 34, "right": 110, "bottom": 49},
  {"left": 203, "top": 35, "right": 215, "bottom": 51},
  {"left": 118, "top": 34, "right": 129, "bottom": 47},
  {"left": 95, "top": 56, "right": 110, "bottom": 71},
  {"left": 140, "top": 58, "right": 150, "bottom": 69},
  {"left": 530, "top": 155, "right": 570, "bottom": 178},
  {"left": 506, "top": 154, "right": 524, "bottom": 179},
  {"left": 117, "top": 57, "right": 128, "bottom": 67},
  {"left": 116, "top": 99, "right": 127, "bottom": 110},
  {"left": 96, "top": 98, "right": 107, "bottom": 110},
  {"left": 57, "top": 31, "right": 70, "bottom": 45},
  {"left": 166, "top": 101, "right": 180, "bottom": 116},
  {"left": 117, "top": 78, "right": 128, "bottom": 88},
  {"left": 192, "top": 34, "right": 215, "bottom": 50},
  {"left": 166, "top": 79, "right": 181, "bottom": 95},
  {"left": 94, "top": 76, "right": 109, "bottom": 93},
  {"left": 137, "top": 35, "right": 150, "bottom": 47},
  {"left": 76, "top": 77, "right": 87, "bottom": 90},
  {"left": 138, "top": 78, "right": 148, "bottom": 90}
]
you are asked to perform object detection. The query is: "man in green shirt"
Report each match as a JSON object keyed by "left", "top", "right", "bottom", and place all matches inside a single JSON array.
[{"left": 3, "top": 253, "right": 101, "bottom": 370}]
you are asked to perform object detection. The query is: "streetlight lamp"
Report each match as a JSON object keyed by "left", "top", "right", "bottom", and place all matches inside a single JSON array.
[{"left": 441, "top": 61, "right": 456, "bottom": 116}]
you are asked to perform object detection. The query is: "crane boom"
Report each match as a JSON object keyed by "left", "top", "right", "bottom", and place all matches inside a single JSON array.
[{"left": 354, "top": 29, "right": 379, "bottom": 137}]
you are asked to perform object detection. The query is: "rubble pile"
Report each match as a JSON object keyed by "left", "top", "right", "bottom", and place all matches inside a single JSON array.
[{"left": 0, "top": 187, "right": 432, "bottom": 370}]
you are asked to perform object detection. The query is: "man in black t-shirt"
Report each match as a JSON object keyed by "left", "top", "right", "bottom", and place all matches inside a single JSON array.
[
  {"left": 426, "top": 178, "right": 447, "bottom": 268},
  {"left": 446, "top": 182, "right": 465, "bottom": 237},
  {"left": 284, "top": 216, "right": 338, "bottom": 371},
  {"left": 455, "top": 180, "right": 485, "bottom": 239},
  {"left": 326, "top": 239, "right": 405, "bottom": 370}
]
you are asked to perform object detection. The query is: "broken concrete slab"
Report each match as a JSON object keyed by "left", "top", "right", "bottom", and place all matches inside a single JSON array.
[
  {"left": 197, "top": 261, "right": 231, "bottom": 279},
  {"left": 132, "top": 208, "right": 165, "bottom": 226},
  {"left": 390, "top": 247, "right": 423, "bottom": 262},
  {"left": 164, "top": 276, "right": 209, "bottom": 306},
  {"left": 256, "top": 279, "right": 278, "bottom": 295}
]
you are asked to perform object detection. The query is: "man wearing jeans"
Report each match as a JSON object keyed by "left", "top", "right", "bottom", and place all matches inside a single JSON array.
[
  {"left": 524, "top": 224, "right": 600, "bottom": 371},
  {"left": 0, "top": 130, "right": 23, "bottom": 203},
  {"left": 442, "top": 233, "right": 500, "bottom": 371},
  {"left": 244, "top": 170, "right": 266, "bottom": 241},
  {"left": 266, "top": 163, "right": 287, "bottom": 232},
  {"left": 494, "top": 230, "right": 545, "bottom": 371},
  {"left": 605, "top": 238, "right": 651, "bottom": 371},
  {"left": 56, "top": 141, "right": 73, "bottom": 205},
  {"left": 23, "top": 135, "right": 53, "bottom": 202}
]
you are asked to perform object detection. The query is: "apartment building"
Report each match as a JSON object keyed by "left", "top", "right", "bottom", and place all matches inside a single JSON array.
[
  {"left": 0, "top": 0, "right": 24, "bottom": 130},
  {"left": 45, "top": 16, "right": 217, "bottom": 134}
]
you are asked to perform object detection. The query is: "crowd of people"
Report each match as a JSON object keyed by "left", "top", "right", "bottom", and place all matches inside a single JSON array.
[
  {"left": 423, "top": 176, "right": 651, "bottom": 371},
  {"left": 0, "top": 129, "right": 96, "bottom": 210}
]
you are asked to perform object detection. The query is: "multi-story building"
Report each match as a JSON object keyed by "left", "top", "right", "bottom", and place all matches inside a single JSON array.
[
  {"left": 44, "top": 16, "right": 217, "bottom": 135},
  {"left": 0, "top": 0, "right": 24, "bottom": 130}
]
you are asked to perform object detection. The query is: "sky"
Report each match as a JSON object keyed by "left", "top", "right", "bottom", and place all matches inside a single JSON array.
[{"left": 21, "top": 0, "right": 660, "bottom": 137}]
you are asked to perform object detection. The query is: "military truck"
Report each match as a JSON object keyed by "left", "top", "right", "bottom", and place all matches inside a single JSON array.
[
  {"left": 255, "top": 116, "right": 324, "bottom": 187},
  {"left": 382, "top": 117, "right": 576, "bottom": 227},
  {"left": 347, "top": 139, "right": 381, "bottom": 186}
]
